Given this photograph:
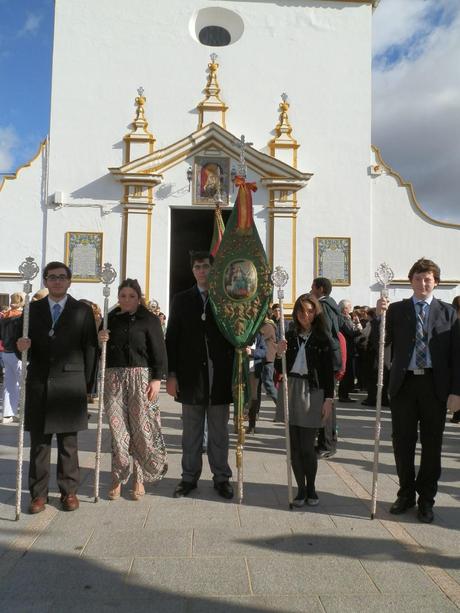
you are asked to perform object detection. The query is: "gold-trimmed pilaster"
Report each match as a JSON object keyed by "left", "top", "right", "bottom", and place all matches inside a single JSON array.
[
  {"left": 121, "top": 202, "right": 154, "bottom": 299},
  {"left": 267, "top": 188, "right": 298, "bottom": 308}
]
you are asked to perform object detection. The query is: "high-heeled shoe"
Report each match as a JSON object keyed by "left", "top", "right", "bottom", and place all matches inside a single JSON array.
[
  {"left": 108, "top": 483, "right": 121, "bottom": 500},
  {"left": 131, "top": 482, "right": 145, "bottom": 501}
]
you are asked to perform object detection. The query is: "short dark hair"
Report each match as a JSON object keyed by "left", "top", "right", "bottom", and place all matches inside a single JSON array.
[
  {"left": 408, "top": 258, "right": 440, "bottom": 283},
  {"left": 189, "top": 251, "right": 214, "bottom": 268},
  {"left": 43, "top": 261, "right": 72, "bottom": 280},
  {"left": 118, "top": 278, "right": 145, "bottom": 306},
  {"left": 271, "top": 303, "right": 280, "bottom": 310},
  {"left": 312, "top": 277, "right": 332, "bottom": 296}
]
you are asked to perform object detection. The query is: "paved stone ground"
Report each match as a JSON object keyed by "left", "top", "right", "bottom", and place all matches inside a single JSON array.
[{"left": 0, "top": 387, "right": 459, "bottom": 612}]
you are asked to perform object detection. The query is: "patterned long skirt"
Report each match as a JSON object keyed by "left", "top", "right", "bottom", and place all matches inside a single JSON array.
[{"left": 104, "top": 367, "right": 168, "bottom": 484}]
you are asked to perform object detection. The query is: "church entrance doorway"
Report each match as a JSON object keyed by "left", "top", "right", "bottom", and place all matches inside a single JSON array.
[{"left": 169, "top": 207, "right": 231, "bottom": 301}]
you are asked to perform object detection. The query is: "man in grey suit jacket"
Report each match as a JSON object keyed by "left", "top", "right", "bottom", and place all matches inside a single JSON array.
[
  {"left": 17, "top": 261, "right": 98, "bottom": 514},
  {"left": 376, "top": 258, "right": 460, "bottom": 523}
]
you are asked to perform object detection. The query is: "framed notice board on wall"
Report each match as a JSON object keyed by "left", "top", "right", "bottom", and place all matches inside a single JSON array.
[
  {"left": 315, "top": 237, "right": 351, "bottom": 286},
  {"left": 65, "top": 232, "right": 103, "bottom": 282}
]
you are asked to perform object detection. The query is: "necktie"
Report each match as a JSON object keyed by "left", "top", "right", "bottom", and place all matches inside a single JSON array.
[
  {"left": 52, "top": 303, "right": 62, "bottom": 324},
  {"left": 415, "top": 301, "right": 427, "bottom": 368}
]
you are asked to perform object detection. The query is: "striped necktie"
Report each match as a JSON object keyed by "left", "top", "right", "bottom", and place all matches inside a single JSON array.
[{"left": 415, "top": 301, "right": 427, "bottom": 368}]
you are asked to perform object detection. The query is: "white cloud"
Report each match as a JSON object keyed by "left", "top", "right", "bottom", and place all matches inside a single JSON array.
[
  {"left": 19, "top": 13, "right": 42, "bottom": 37},
  {"left": 0, "top": 126, "right": 19, "bottom": 172},
  {"left": 372, "top": 0, "right": 460, "bottom": 222}
]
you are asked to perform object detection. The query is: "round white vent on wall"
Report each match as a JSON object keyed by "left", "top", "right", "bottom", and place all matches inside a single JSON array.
[{"left": 190, "top": 7, "right": 244, "bottom": 47}]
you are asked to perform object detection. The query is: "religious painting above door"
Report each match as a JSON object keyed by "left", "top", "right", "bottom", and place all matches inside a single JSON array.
[{"left": 193, "top": 155, "right": 230, "bottom": 205}]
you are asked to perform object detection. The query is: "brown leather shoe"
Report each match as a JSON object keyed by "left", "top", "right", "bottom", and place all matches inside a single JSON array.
[
  {"left": 61, "top": 493, "right": 79, "bottom": 512},
  {"left": 29, "top": 497, "right": 47, "bottom": 514}
]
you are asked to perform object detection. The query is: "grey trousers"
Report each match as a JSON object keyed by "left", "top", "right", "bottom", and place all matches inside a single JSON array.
[{"left": 181, "top": 404, "right": 232, "bottom": 484}]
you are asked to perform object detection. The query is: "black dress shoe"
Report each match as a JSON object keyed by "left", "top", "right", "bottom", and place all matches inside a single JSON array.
[
  {"left": 339, "top": 397, "right": 356, "bottom": 403},
  {"left": 316, "top": 449, "right": 336, "bottom": 459},
  {"left": 389, "top": 496, "right": 416, "bottom": 514},
  {"left": 214, "top": 481, "right": 234, "bottom": 499},
  {"left": 417, "top": 501, "right": 434, "bottom": 524},
  {"left": 173, "top": 481, "right": 197, "bottom": 498}
]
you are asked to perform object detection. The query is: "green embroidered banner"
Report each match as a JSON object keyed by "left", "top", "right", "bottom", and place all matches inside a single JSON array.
[
  {"left": 208, "top": 177, "right": 272, "bottom": 348},
  {"left": 208, "top": 173, "right": 272, "bottom": 502}
]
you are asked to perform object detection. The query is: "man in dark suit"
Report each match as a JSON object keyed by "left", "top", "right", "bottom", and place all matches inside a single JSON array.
[
  {"left": 17, "top": 261, "right": 98, "bottom": 514},
  {"left": 166, "top": 251, "right": 234, "bottom": 499},
  {"left": 376, "top": 258, "right": 460, "bottom": 523}
]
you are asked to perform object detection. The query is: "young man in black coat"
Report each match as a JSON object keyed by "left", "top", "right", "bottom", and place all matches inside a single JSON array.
[
  {"left": 16, "top": 262, "right": 98, "bottom": 514},
  {"left": 166, "top": 251, "right": 234, "bottom": 499},
  {"left": 375, "top": 258, "right": 460, "bottom": 523}
]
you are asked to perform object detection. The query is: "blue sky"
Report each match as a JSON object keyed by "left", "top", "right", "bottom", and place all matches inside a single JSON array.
[
  {"left": 0, "top": 0, "right": 54, "bottom": 172},
  {"left": 1, "top": 0, "right": 459, "bottom": 222}
]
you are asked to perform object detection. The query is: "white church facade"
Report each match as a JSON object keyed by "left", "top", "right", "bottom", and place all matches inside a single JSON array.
[{"left": 1, "top": 0, "right": 459, "bottom": 311}]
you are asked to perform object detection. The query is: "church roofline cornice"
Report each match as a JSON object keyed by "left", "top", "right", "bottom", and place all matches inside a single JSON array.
[
  {"left": 371, "top": 144, "right": 460, "bottom": 230},
  {"left": 109, "top": 122, "right": 312, "bottom": 185},
  {"left": 0, "top": 138, "right": 47, "bottom": 194}
]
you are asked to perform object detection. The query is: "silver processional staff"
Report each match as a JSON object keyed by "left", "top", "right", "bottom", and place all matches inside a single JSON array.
[
  {"left": 371, "top": 262, "right": 394, "bottom": 519},
  {"left": 15, "top": 257, "right": 40, "bottom": 520},
  {"left": 94, "top": 262, "right": 117, "bottom": 502},
  {"left": 271, "top": 266, "right": 294, "bottom": 509}
]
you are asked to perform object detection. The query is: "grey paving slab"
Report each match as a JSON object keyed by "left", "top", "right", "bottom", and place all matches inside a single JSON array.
[
  {"left": 1, "top": 393, "right": 460, "bottom": 611},
  {"left": 361, "top": 559, "right": 441, "bottom": 594},
  {"left": 1, "top": 600, "right": 54, "bottom": 613},
  {"left": 247, "top": 555, "right": 378, "bottom": 595},
  {"left": 0, "top": 555, "right": 131, "bottom": 600},
  {"left": 145, "top": 498, "right": 240, "bottom": 529},
  {"left": 187, "top": 595, "right": 325, "bottom": 612},
  {"left": 320, "top": 593, "right": 458, "bottom": 612},
  {"left": 83, "top": 527, "right": 192, "bottom": 558},
  {"left": 129, "top": 557, "right": 251, "bottom": 596}
]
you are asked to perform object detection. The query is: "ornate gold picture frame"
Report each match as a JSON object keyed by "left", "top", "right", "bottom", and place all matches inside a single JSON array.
[
  {"left": 65, "top": 232, "right": 103, "bottom": 282},
  {"left": 315, "top": 237, "right": 351, "bottom": 286}
]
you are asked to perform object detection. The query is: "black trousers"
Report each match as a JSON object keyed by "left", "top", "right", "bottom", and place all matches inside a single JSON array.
[
  {"left": 28, "top": 431, "right": 80, "bottom": 499},
  {"left": 390, "top": 372, "right": 446, "bottom": 506},
  {"left": 289, "top": 425, "right": 318, "bottom": 495}
]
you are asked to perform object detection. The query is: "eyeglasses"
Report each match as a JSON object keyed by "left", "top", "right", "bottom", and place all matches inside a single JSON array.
[{"left": 46, "top": 274, "right": 69, "bottom": 281}]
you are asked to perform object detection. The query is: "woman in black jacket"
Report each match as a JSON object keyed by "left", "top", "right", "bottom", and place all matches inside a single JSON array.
[
  {"left": 99, "top": 279, "right": 168, "bottom": 500},
  {"left": 277, "top": 293, "right": 334, "bottom": 507}
]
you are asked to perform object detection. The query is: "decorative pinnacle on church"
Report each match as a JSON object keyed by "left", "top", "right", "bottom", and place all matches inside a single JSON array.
[
  {"left": 276, "top": 93, "right": 292, "bottom": 136},
  {"left": 196, "top": 52, "right": 228, "bottom": 129}
]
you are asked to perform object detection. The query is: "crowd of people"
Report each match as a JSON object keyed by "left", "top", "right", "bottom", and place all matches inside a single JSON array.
[{"left": 0, "top": 256, "right": 459, "bottom": 524}]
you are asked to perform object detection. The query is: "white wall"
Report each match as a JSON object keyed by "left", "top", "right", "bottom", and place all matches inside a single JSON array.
[
  {"left": 45, "top": 0, "right": 373, "bottom": 309},
  {"left": 0, "top": 143, "right": 47, "bottom": 298}
]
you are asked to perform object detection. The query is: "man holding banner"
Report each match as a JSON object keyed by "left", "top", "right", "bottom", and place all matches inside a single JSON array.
[{"left": 166, "top": 251, "right": 234, "bottom": 499}]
